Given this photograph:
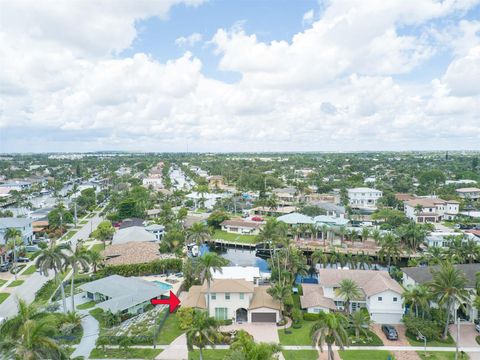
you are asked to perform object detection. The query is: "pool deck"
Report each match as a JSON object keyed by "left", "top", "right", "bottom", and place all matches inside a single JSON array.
[{"left": 139, "top": 275, "right": 183, "bottom": 295}]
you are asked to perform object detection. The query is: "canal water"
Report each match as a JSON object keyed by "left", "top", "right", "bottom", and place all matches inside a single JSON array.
[{"left": 200, "top": 244, "right": 270, "bottom": 272}]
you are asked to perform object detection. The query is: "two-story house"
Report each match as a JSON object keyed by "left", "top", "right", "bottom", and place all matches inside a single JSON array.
[
  {"left": 404, "top": 197, "right": 459, "bottom": 223},
  {"left": 0, "top": 217, "right": 33, "bottom": 245},
  {"left": 182, "top": 278, "right": 281, "bottom": 323},
  {"left": 347, "top": 188, "right": 383, "bottom": 211},
  {"left": 456, "top": 187, "right": 480, "bottom": 201},
  {"left": 300, "top": 269, "right": 404, "bottom": 324}
]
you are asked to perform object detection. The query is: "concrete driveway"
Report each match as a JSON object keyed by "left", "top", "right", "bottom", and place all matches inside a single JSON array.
[
  {"left": 449, "top": 323, "right": 480, "bottom": 360},
  {"left": 371, "top": 324, "right": 410, "bottom": 346},
  {"left": 220, "top": 323, "right": 279, "bottom": 343}
]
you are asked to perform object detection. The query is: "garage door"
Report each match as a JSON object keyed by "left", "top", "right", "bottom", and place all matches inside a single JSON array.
[
  {"left": 251, "top": 312, "right": 276, "bottom": 322},
  {"left": 371, "top": 313, "right": 402, "bottom": 324}
]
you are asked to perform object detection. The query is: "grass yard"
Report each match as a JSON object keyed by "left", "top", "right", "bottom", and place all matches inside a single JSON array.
[
  {"left": 407, "top": 334, "right": 456, "bottom": 347},
  {"left": 90, "top": 243, "right": 105, "bottom": 253},
  {"left": 64, "top": 230, "right": 77, "bottom": 239},
  {"left": 8, "top": 280, "right": 24, "bottom": 287},
  {"left": 80, "top": 220, "right": 88, "bottom": 225},
  {"left": 339, "top": 350, "right": 395, "bottom": 360},
  {"left": 188, "top": 350, "right": 230, "bottom": 360},
  {"left": 348, "top": 329, "right": 384, "bottom": 346},
  {"left": 89, "top": 348, "right": 162, "bottom": 359},
  {"left": 156, "top": 311, "right": 184, "bottom": 344},
  {"left": 418, "top": 351, "right": 469, "bottom": 360},
  {"left": 0, "top": 293, "right": 10, "bottom": 304},
  {"left": 77, "top": 301, "right": 96, "bottom": 310},
  {"left": 283, "top": 350, "right": 318, "bottom": 360},
  {"left": 0, "top": 279, "right": 6, "bottom": 286},
  {"left": 278, "top": 321, "right": 316, "bottom": 345},
  {"left": 213, "top": 230, "right": 257, "bottom": 244},
  {"left": 23, "top": 265, "right": 37, "bottom": 275}
]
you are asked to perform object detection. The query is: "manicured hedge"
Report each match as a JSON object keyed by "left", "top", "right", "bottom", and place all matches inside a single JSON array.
[
  {"left": 303, "top": 313, "right": 319, "bottom": 321},
  {"left": 100, "top": 259, "right": 183, "bottom": 277}
]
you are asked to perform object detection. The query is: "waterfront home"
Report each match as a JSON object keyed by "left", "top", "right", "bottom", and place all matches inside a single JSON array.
[
  {"left": 112, "top": 226, "right": 157, "bottom": 245},
  {"left": 79, "top": 275, "right": 167, "bottom": 316},
  {"left": 347, "top": 187, "right": 383, "bottom": 211},
  {"left": 404, "top": 197, "right": 459, "bottom": 223},
  {"left": 220, "top": 219, "right": 262, "bottom": 235},
  {"left": 424, "top": 232, "right": 478, "bottom": 248},
  {"left": 102, "top": 242, "right": 174, "bottom": 266},
  {"left": 300, "top": 269, "right": 404, "bottom": 324},
  {"left": 144, "top": 223, "right": 165, "bottom": 241},
  {"left": 211, "top": 266, "right": 262, "bottom": 283},
  {"left": 0, "top": 217, "right": 33, "bottom": 245},
  {"left": 402, "top": 264, "right": 479, "bottom": 321},
  {"left": 277, "top": 212, "right": 314, "bottom": 225}
]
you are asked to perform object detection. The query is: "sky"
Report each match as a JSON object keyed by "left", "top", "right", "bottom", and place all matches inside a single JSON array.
[{"left": 0, "top": 0, "right": 479, "bottom": 153}]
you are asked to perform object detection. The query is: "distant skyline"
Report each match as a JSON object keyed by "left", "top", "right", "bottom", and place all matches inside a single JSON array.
[{"left": 1, "top": 0, "right": 479, "bottom": 153}]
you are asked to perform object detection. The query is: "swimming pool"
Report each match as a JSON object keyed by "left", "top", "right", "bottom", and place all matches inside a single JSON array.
[{"left": 152, "top": 280, "right": 173, "bottom": 291}]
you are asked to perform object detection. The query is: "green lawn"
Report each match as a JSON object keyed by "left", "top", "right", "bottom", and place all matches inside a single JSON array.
[
  {"left": 283, "top": 350, "right": 318, "bottom": 360},
  {"left": 188, "top": 350, "right": 229, "bottom": 360},
  {"left": 77, "top": 301, "right": 96, "bottom": 310},
  {"left": 278, "top": 321, "right": 316, "bottom": 345},
  {"left": 0, "top": 279, "right": 6, "bottom": 286},
  {"left": 407, "top": 334, "right": 455, "bottom": 347},
  {"left": 8, "top": 280, "right": 24, "bottom": 287},
  {"left": 213, "top": 230, "right": 257, "bottom": 244},
  {"left": 156, "top": 311, "right": 184, "bottom": 344},
  {"left": 80, "top": 220, "right": 88, "bottom": 225},
  {"left": 23, "top": 265, "right": 37, "bottom": 275},
  {"left": 418, "top": 351, "right": 468, "bottom": 360},
  {"left": 64, "top": 230, "right": 77, "bottom": 239},
  {"left": 348, "top": 329, "right": 384, "bottom": 346},
  {"left": 339, "top": 350, "right": 395, "bottom": 360},
  {"left": 89, "top": 348, "right": 162, "bottom": 359},
  {"left": 90, "top": 243, "right": 105, "bottom": 253},
  {"left": 0, "top": 293, "right": 10, "bottom": 304}
]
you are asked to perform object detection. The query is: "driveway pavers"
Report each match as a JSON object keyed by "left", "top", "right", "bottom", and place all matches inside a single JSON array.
[
  {"left": 372, "top": 324, "right": 410, "bottom": 346},
  {"left": 220, "top": 323, "right": 279, "bottom": 343}
]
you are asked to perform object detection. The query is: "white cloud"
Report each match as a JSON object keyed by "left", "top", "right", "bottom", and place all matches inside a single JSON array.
[
  {"left": 1, "top": 0, "right": 480, "bottom": 152},
  {"left": 302, "top": 9, "right": 314, "bottom": 25},
  {"left": 175, "top": 32, "right": 203, "bottom": 47}
]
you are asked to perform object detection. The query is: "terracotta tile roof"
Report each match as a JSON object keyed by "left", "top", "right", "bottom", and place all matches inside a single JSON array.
[
  {"left": 181, "top": 285, "right": 206, "bottom": 309},
  {"left": 405, "top": 198, "right": 445, "bottom": 208},
  {"left": 300, "top": 284, "right": 337, "bottom": 309},
  {"left": 249, "top": 286, "right": 281, "bottom": 310},
  {"left": 200, "top": 279, "right": 255, "bottom": 293}
]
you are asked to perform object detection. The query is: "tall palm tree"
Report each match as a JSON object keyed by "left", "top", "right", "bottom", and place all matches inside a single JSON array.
[
  {"left": 186, "top": 222, "right": 211, "bottom": 246},
  {"left": 196, "top": 252, "right": 228, "bottom": 315},
  {"left": 429, "top": 262, "right": 471, "bottom": 339},
  {"left": 267, "top": 282, "right": 290, "bottom": 321},
  {"left": 337, "top": 226, "right": 347, "bottom": 244},
  {"left": 311, "top": 249, "right": 328, "bottom": 270},
  {"left": 65, "top": 244, "right": 91, "bottom": 312},
  {"left": 186, "top": 310, "right": 219, "bottom": 360},
  {"left": 361, "top": 227, "right": 370, "bottom": 242},
  {"left": 35, "top": 240, "right": 69, "bottom": 313},
  {"left": 87, "top": 249, "right": 103, "bottom": 273},
  {"left": 403, "top": 285, "right": 430, "bottom": 318},
  {"left": 311, "top": 312, "right": 349, "bottom": 360},
  {"left": 321, "top": 224, "right": 329, "bottom": 246},
  {"left": 378, "top": 233, "right": 402, "bottom": 268},
  {"left": 335, "top": 279, "right": 362, "bottom": 314},
  {"left": 0, "top": 319, "right": 67, "bottom": 360},
  {"left": 0, "top": 298, "right": 39, "bottom": 337},
  {"left": 256, "top": 219, "right": 284, "bottom": 258},
  {"left": 5, "top": 228, "right": 22, "bottom": 280},
  {"left": 371, "top": 228, "right": 382, "bottom": 244},
  {"left": 350, "top": 310, "right": 372, "bottom": 341}
]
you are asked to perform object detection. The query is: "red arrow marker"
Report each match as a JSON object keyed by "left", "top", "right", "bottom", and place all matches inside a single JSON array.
[{"left": 150, "top": 290, "right": 181, "bottom": 313}]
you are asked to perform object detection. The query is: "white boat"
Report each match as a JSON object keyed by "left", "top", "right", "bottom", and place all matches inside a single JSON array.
[{"left": 191, "top": 245, "right": 199, "bottom": 257}]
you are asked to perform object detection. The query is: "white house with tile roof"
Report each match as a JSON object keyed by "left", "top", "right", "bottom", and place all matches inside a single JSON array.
[{"left": 301, "top": 269, "right": 404, "bottom": 324}]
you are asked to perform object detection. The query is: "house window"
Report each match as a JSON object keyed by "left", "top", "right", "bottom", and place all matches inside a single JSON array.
[
  {"left": 393, "top": 297, "right": 398, "bottom": 302},
  {"left": 378, "top": 297, "right": 382, "bottom": 302},
  {"left": 225, "top": 293, "right": 230, "bottom": 300},
  {"left": 239, "top": 293, "right": 244, "bottom": 300},
  {"left": 211, "top": 293, "right": 216, "bottom": 300},
  {"left": 215, "top": 307, "right": 228, "bottom": 320}
]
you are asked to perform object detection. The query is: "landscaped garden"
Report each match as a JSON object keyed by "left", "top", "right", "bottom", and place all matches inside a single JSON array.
[
  {"left": 156, "top": 311, "right": 184, "bottom": 344},
  {"left": 23, "top": 264, "right": 37, "bottom": 275},
  {"left": 7, "top": 279, "right": 24, "bottom": 287},
  {"left": 77, "top": 300, "right": 96, "bottom": 310},
  {"left": 282, "top": 350, "right": 318, "bottom": 360},
  {"left": 339, "top": 350, "right": 396, "bottom": 360},
  {"left": 212, "top": 230, "right": 257, "bottom": 244},
  {"left": 418, "top": 351, "right": 468, "bottom": 360},
  {"left": 0, "top": 293, "right": 9, "bottom": 304},
  {"left": 89, "top": 348, "right": 162, "bottom": 359},
  {"left": 278, "top": 320, "right": 316, "bottom": 345}
]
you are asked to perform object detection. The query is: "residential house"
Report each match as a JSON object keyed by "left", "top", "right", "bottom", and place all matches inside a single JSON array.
[
  {"left": 0, "top": 181, "right": 32, "bottom": 192},
  {"left": 424, "top": 232, "right": 478, "bottom": 248},
  {"left": 142, "top": 176, "right": 163, "bottom": 189},
  {"left": 144, "top": 224, "right": 165, "bottom": 241},
  {"left": 249, "top": 206, "right": 297, "bottom": 217},
  {"left": 309, "top": 202, "right": 346, "bottom": 218},
  {"left": 347, "top": 188, "right": 383, "bottom": 211},
  {"left": 455, "top": 187, "right": 480, "bottom": 200},
  {"left": 79, "top": 275, "right": 167, "bottom": 316},
  {"left": 0, "top": 217, "right": 33, "bottom": 245},
  {"left": 102, "top": 242, "right": 174, "bottom": 266},
  {"left": 402, "top": 264, "right": 479, "bottom": 321},
  {"left": 112, "top": 226, "right": 157, "bottom": 245},
  {"left": 300, "top": 269, "right": 404, "bottom": 324},
  {"left": 277, "top": 212, "right": 314, "bottom": 225},
  {"left": 211, "top": 266, "right": 262, "bottom": 283},
  {"left": 186, "top": 192, "right": 225, "bottom": 210},
  {"left": 404, "top": 197, "right": 459, "bottom": 223},
  {"left": 272, "top": 187, "right": 300, "bottom": 204},
  {"left": 220, "top": 220, "right": 262, "bottom": 235}
]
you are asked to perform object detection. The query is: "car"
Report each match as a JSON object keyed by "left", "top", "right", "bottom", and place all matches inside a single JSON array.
[
  {"left": 381, "top": 325, "right": 398, "bottom": 340},
  {"left": 0, "top": 262, "right": 13, "bottom": 272},
  {"left": 25, "top": 245, "right": 40, "bottom": 253},
  {"left": 17, "top": 257, "right": 30, "bottom": 263},
  {"left": 475, "top": 324, "right": 480, "bottom": 333}
]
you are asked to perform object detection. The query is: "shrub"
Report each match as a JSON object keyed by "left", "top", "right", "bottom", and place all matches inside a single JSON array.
[
  {"left": 177, "top": 307, "right": 194, "bottom": 330},
  {"left": 403, "top": 315, "right": 442, "bottom": 341},
  {"left": 292, "top": 308, "right": 303, "bottom": 324},
  {"left": 100, "top": 258, "right": 182, "bottom": 277},
  {"left": 303, "top": 312, "right": 319, "bottom": 321},
  {"left": 35, "top": 279, "right": 58, "bottom": 302}
]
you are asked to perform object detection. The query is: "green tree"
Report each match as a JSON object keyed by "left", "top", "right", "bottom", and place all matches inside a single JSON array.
[
  {"left": 206, "top": 211, "right": 230, "bottom": 229},
  {"left": 186, "top": 222, "right": 211, "bottom": 246},
  {"left": 66, "top": 244, "right": 91, "bottom": 312},
  {"left": 5, "top": 228, "right": 22, "bottom": 279},
  {"left": 350, "top": 310, "right": 372, "bottom": 341},
  {"left": 225, "top": 330, "right": 280, "bottom": 360},
  {"left": 266, "top": 282, "right": 290, "bottom": 321},
  {"left": 378, "top": 233, "right": 403, "bottom": 268},
  {"left": 185, "top": 310, "right": 219, "bottom": 360},
  {"left": 311, "top": 312, "right": 349, "bottom": 360},
  {"left": 88, "top": 249, "right": 103, "bottom": 273},
  {"left": 196, "top": 252, "right": 229, "bottom": 314},
  {"left": 335, "top": 279, "right": 362, "bottom": 315},
  {"left": 91, "top": 220, "right": 115, "bottom": 249},
  {"left": 403, "top": 285, "right": 430, "bottom": 318}
]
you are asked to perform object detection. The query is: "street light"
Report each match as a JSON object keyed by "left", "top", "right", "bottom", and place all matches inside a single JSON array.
[{"left": 417, "top": 331, "right": 427, "bottom": 359}]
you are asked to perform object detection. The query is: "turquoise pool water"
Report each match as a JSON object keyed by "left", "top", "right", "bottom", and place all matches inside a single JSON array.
[{"left": 153, "top": 280, "right": 173, "bottom": 290}]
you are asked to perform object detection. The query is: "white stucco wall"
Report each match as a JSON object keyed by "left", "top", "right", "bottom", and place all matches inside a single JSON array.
[
  {"left": 206, "top": 291, "right": 252, "bottom": 320},
  {"left": 367, "top": 290, "right": 404, "bottom": 324}
]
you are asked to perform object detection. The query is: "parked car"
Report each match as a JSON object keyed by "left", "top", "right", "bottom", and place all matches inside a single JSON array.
[
  {"left": 0, "top": 262, "right": 13, "bottom": 272},
  {"left": 25, "top": 245, "right": 40, "bottom": 253},
  {"left": 475, "top": 324, "right": 480, "bottom": 333},
  {"left": 381, "top": 325, "right": 398, "bottom": 340},
  {"left": 17, "top": 257, "right": 30, "bottom": 263}
]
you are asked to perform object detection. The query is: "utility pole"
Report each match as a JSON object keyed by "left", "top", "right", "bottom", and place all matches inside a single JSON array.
[{"left": 455, "top": 315, "right": 460, "bottom": 360}]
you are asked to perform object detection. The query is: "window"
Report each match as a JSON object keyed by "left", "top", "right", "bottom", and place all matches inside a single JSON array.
[
  {"left": 215, "top": 307, "right": 228, "bottom": 320},
  {"left": 211, "top": 293, "right": 216, "bottom": 300},
  {"left": 225, "top": 293, "right": 230, "bottom": 300},
  {"left": 239, "top": 293, "right": 244, "bottom": 300},
  {"left": 393, "top": 297, "right": 398, "bottom": 302},
  {"left": 378, "top": 297, "right": 382, "bottom": 301}
]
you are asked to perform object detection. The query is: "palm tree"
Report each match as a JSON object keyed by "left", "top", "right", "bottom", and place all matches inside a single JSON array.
[
  {"left": 256, "top": 219, "right": 284, "bottom": 258},
  {"left": 361, "top": 227, "right": 370, "bottom": 242},
  {"left": 337, "top": 226, "right": 347, "bottom": 244},
  {"left": 311, "top": 312, "right": 349, "bottom": 360},
  {"left": 65, "top": 244, "right": 91, "bottom": 312},
  {"left": 321, "top": 224, "right": 329, "bottom": 246},
  {"left": 267, "top": 282, "right": 290, "bottom": 321},
  {"left": 0, "top": 319, "right": 67, "bottom": 360},
  {"left": 186, "top": 310, "right": 219, "bottom": 360},
  {"left": 378, "top": 233, "right": 402, "bottom": 268},
  {"left": 429, "top": 262, "right": 471, "bottom": 339},
  {"left": 371, "top": 228, "right": 382, "bottom": 244},
  {"left": 350, "top": 310, "right": 372, "bottom": 341},
  {"left": 186, "top": 222, "right": 211, "bottom": 246},
  {"left": 0, "top": 298, "right": 39, "bottom": 337},
  {"left": 88, "top": 249, "right": 103, "bottom": 273},
  {"left": 5, "top": 228, "right": 22, "bottom": 280},
  {"left": 403, "top": 285, "right": 430, "bottom": 318},
  {"left": 226, "top": 329, "right": 280, "bottom": 360},
  {"left": 335, "top": 279, "right": 362, "bottom": 314},
  {"left": 35, "top": 240, "right": 69, "bottom": 313},
  {"left": 196, "top": 252, "right": 229, "bottom": 315},
  {"left": 311, "top": 249, "right": 328, "bottom": 269}
]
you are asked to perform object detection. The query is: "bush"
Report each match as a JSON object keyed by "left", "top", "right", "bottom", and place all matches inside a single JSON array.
[
  {"left": 177, "top": 307, "right": 194, "bottom": 330},
  {"left": 35, "top": 279, "right": 58, "bottom": 302},
  {"left": 292, "top": 308, "right": 303, "bottom": 324},
  {"left": 303, "top": 312, "right": 319, "bottom": 321},
  {"left": 100, "top": 259, "right": 182, "bottom": 277},
  {"left": 403, "top": 315, "right": 442, "bottom": 341}
]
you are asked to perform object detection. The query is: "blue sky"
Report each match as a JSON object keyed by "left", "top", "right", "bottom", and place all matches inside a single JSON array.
[{"left": 0, "top": 0, "right": 479, "bottom": 153}]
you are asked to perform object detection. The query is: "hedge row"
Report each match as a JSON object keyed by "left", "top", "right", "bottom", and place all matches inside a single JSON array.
[{"left": 100, "top": 258, "right": 183, "bottom": 277}]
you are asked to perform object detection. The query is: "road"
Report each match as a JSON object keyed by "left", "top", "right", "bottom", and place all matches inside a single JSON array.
[{"left": 0, "top": 211, "right": 104, "bottom": 319}]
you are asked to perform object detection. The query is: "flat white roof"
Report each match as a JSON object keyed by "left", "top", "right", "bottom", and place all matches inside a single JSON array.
[{"left": 212, "top": 266, "right": 260, "bottom": 282}]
